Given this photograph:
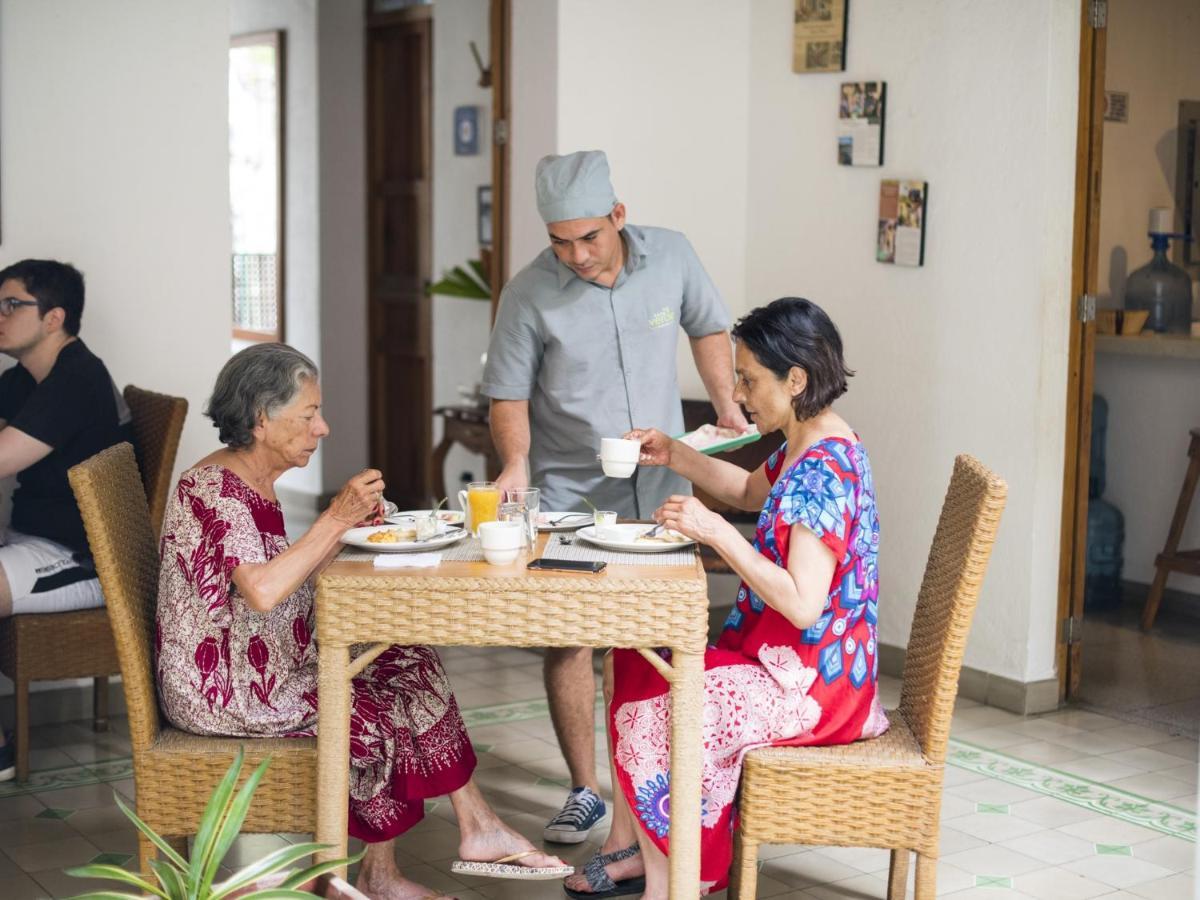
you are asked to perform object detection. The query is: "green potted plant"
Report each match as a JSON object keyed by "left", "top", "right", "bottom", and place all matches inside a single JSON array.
[
  {"left": 428, "top": 258, "right": 490, "bottom": 300},
  {"left": 67, "top": 748, "right": 364, "bottom": 899}
]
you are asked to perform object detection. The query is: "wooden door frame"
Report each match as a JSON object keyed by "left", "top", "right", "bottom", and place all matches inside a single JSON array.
[
  {"left": 1056, "top": 0, "right": 1107, "bottom": 700},
  {"left": 489, "top": 0, "right": 511, "bottom": 320}
]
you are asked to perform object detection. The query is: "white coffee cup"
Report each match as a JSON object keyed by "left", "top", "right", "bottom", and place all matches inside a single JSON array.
[
  {"left": 478, "top": 520, "right": 524, "bottom": 566},
  {"left": 600, "top": 437, "right": 640, "bottom": 478}
]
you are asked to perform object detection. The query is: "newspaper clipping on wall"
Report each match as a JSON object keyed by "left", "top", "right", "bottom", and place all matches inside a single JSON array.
[
  {"left": 793, "top": 0, "right": 848, "bottom": 74},
  {"left": 837, "top": 81, "right": 885, "bottom": 166},
  {"left": 877, "top": 180, "right": 928, "bottom": 268}
]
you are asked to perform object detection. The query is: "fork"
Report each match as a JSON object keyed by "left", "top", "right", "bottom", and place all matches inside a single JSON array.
[
  {"left": 548, "top": 512, "right": 590, "bottom": 526},
  {"left": 641, "top": 522, "right": 666, "bottom": 540}
]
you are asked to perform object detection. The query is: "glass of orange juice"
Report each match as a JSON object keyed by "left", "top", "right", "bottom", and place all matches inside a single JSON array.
[{"left": 465, "top": 481, "right": 501, "bottom": 536}]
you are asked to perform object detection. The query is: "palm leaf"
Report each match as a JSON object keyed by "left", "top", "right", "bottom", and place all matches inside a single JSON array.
[
  {"left": 61, "top": 892, "right": 145, "bottom": 900},
  {"left": 198, "top": 756, "right": 273, "bottom": 894},
  {"left": 210, "top": 842, "right": 330, "bottom": 898},
  {"left": 189, "top": 746, "right": 247, "bottom": 892},
  {"left": 148, "top": 858, "right": 188, "bottom": 898},
  {"left": 112, "top": 793, "right": 188, "bottom": 872},
  {"left": 278, "top": 847, "right": 367, "bottom": 891},
  {"left": 63, "top": 865, "right": 164, "bottom": 899},
  {"left": 429, "top": 263, "right": 490, "bottom": 300},
  {"left": 229, "top": 890, "right": 317, "bottom": 900},
  {"left": 466, "top": 259, "right": 491, "bottom": 291}
]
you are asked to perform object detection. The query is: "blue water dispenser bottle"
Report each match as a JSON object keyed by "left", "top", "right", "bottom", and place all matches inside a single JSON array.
[{"left": 1124, "top": 207, "right": 1193, "bottom": 334}]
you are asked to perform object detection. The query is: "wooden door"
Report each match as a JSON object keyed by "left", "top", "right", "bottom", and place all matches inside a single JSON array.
[
  {"left": 1057, "top": 0, "right": 1108, "bottom": 699},
  {"left": 367, "top": 9, "right": 432, "bottom": 507}
]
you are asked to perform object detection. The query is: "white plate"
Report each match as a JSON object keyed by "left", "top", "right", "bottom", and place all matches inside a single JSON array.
[
  {"left": 386, "top": 508, "right": 466, "bottom": 526},
  {"left": 342, "top": 523, "right": 469, "bottom": 553},
  {"left": 537, "top": 511, "right": 594, "bottom": 532},
  {"left": 576, "top": 524, "right": 696, "bottom": 553}
]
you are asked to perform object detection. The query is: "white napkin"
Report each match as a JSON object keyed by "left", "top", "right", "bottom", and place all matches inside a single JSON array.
[{"left": 373, "top": 552, "right": 442, "bottom": 569}]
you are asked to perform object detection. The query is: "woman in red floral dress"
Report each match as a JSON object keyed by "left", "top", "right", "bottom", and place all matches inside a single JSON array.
[
  {"left": 564, "top": 298, "right": 888, "bottom": 898},
  {"left": 156, "top": 344, "right": 566, "bottom": 900}
]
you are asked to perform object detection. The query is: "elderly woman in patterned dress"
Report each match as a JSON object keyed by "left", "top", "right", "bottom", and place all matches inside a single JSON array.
[
  {"left": 155, "top": 343, "right": 566, "bottom": 900},
  {"left": 564, "top": 298, "right": 890, "bottom": 898}
]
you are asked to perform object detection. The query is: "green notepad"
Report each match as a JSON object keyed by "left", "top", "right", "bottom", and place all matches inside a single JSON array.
[{"left": 673, "top": 426, "right": 763, "bottom": 456}]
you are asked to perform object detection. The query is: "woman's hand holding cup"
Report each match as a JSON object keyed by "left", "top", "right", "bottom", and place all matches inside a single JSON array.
[{"left": 625, "top": 428, "right": 673, "bottom": 468}]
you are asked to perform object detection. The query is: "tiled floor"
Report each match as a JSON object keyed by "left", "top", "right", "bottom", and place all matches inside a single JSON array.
[{"left": 0, "top": 647, "right": 1195, "bottom": 899}]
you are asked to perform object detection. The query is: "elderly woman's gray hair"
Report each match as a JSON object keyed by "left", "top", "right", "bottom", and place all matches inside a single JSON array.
[{"left": 205, "top": 343, "right": 319, "bottom": 448}]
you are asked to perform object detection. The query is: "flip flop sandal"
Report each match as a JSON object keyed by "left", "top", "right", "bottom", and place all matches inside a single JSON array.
[
  {"left": 563, "top": 843, "right": 645, "bottom": 899},
  {"left": 450, "top": 849, "right": 574, "bottom": 881}
]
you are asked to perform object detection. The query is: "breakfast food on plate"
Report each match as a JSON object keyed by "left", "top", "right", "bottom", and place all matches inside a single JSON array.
[
  {"left": 366, "top": 526, "right": 417, "bottom": 544},
  {"left": 678, "top": 423, "right": 755, "bottom": 453},
  {"left": 635, "top": 528, "right": 690, "bottom": 544}
]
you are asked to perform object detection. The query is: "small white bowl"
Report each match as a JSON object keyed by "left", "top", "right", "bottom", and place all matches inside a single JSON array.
[{"left": 479, "top": 520, "right": 523, "bottom": 565}]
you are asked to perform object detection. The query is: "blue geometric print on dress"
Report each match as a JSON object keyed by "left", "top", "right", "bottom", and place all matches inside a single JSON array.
[
  {"left": 801, "top": 611, "right": 833, "bottom": 644},
  {"left": 849, "top": 644, "right": 869, "bottom": 688},
  {"left": 635, "top": 773, "right": 672, "bottom": 838},
  {"left": 723, "top": 605, "right": 744, "bottom": 631},
  {"left": 747, "top": 590, "right": 766, "bottom": 614},
  {"left": 865, "top": 598, "right": 878, "bottom": 625},
  {"left": 781, "top": 457, "right": 848, "bottom": 542},
  {"left": 819, "top": 641, "right": 844, "bottom": 683},
  {"left": 839, "top": 566, "right": 864, "bottom": 610}
]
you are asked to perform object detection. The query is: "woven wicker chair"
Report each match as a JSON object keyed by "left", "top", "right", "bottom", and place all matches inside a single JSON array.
[
  {"left": 730, "top": 454, "right": 1007, "bottom": 900},
  {"left": 0, "top": 386, "right": 187, "bottom": 783},
  {"left": 69, "top": 443, "right": 316, "bottom": 874}
]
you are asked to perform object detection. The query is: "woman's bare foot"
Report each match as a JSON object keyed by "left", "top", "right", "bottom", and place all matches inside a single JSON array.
[
  {"left": 456, "top": 823, "right": 566, "bottom": 871},
  {"left": 354, "top": 868, "right": 454, "bottom": 900}
]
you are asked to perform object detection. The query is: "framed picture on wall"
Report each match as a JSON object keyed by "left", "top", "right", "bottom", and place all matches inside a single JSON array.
[
  {"left": 837, "top": 81, "right": 885, "bottom": 166},
  {"left": 477, "top": 185, "right": 493, "bottom": 246},
  {"left": 877, "top": 179, "right": 928, "bottom": 267},
  {"left": 793, "top": 0, "right": 848, "bottom": 73}
]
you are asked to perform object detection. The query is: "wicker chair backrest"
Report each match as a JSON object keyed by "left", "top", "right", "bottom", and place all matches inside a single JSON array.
[
  {"left": 69, "top": 443, "right": 163, "bottom": 755},
  {"left": 123, "top": 385, "right": 188, "bottom": 537},
  {"left": 897, "top": 454, "right": 1007, "bottom": 765}
]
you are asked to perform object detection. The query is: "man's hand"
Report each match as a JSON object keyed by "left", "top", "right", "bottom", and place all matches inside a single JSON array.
[
  {"left": 715, "top": 405, "right": 750, "bottom": 433},
  {"left": 495, "top": 461, "right": 529, "bottom": 497}
]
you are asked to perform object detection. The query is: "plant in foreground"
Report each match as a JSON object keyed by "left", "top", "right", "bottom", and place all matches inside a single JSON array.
[{"left": 67, "top": 747, "right": 363, "bottom": 899}]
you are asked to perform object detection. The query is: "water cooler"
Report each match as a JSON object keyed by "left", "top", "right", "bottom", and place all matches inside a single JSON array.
[
  {"left": 1124, "top": 207, "right": 1193, "bottom": 334},
  {"left": 1086, "top": 394, "right": 1125, "bottom": 610}
]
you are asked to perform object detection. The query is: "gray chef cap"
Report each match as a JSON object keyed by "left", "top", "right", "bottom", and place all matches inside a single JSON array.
[{"left": 535, "top": 150, "right": 617, "bottom": 224}]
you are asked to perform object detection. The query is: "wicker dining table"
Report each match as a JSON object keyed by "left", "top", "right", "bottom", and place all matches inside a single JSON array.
[{"left": 313, "top": 532, "right": 710, "bottom": 897}]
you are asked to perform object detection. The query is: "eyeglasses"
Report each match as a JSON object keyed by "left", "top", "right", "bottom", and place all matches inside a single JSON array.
[{"left": 0, "top": 298, "right": 39, "bottom": 316}]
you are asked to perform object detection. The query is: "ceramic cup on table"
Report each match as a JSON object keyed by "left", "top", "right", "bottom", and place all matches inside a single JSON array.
[
  {"left": 599, "top": 437, "right": 640, "bottom": 478},
  {"left": 478, "top": 520, "right": 524, "bottom": 566}
]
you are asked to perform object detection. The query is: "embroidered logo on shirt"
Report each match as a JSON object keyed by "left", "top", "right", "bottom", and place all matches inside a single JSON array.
[{"left": 648, "top": 306, "right": 675, "bottom": 329}]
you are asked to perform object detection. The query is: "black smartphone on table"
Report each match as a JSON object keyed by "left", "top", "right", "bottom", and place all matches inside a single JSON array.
[{"left": 527, "top": 558, "right": 607, "bottom": 573}]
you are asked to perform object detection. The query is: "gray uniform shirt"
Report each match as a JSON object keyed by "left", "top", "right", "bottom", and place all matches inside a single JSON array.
[{"left": 481, "top": 224, "right": 731, "bottom": 518}]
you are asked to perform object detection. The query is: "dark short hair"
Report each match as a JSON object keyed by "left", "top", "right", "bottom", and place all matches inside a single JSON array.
[
  {"left": 731, "top": 297, "right": 854, "bottom": 421},
  {"left": 0, "top": 259, "right": 86, "bottom": 336},
  {"left": 205, "top": 343, "right": 319, "bottom": 449}
]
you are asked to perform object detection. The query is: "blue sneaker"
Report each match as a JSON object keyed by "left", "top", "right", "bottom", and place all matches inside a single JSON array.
[
  {"left": 543, "top": 786, "right": 607, "bottom": 844},
  {"left": 0, "top": 734, "right": 14, "bottom": 783}
]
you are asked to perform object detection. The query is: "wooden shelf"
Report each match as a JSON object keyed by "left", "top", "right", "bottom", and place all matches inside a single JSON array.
[{"left": 1096, "top": 333, "right": 1200, "bottom": 361}]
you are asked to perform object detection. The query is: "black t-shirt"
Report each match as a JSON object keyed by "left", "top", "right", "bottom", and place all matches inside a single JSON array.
[{"left": 0, "top": 340, "right": 133, "bottom": 554}]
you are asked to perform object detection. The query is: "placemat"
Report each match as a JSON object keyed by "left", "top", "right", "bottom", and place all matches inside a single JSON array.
[
  {"left": 337, "top": 536, "right": 485, "bottom": 564},
  {"left": 540, "top": 534, "right": 696, "bottom": 567}
]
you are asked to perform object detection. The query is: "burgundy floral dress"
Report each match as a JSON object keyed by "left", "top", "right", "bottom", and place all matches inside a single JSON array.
[
  {"left": 609, "top": 437, "right": 890, "bottom": 893},
  {"left": 155, "top": 465, "right": 476, "bottom": 842}
]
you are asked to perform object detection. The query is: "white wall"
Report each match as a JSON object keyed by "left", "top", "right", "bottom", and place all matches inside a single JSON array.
[
  {"left": 741, "top": 0, "right": 1078, "bottom": 684},
  {"left": 231, "top": 0, "right": 324, "bottom": 496},
  {"left": 316, "top": 0, "right": 370, "bottom": 492},
  {"left": 555, "top": 0, "right": 750, "bottom": 400},
  {"left": 548, "top": 0, "right": 1080, "bottom": 686},
  {"left": 0, "top": 0, "right": 232, "bottom": 485},
  {"left": 431, "top": 0, "right": 494, "bottom": 495},
  {"left": 1091, "top": 0, "right": 1200, "bottom": 595},
  {"left": 509, "top": 0, "right": 558, "bottom": 275}
]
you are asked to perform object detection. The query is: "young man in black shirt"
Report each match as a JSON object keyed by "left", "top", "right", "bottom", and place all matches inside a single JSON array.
[{"left": 0, "top": 259, "right": 132, "bottom": 780}]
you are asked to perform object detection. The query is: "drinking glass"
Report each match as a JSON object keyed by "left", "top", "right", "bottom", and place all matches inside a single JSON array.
[
  {"left": 464, "top": 480, "right": 500, "bottom": 536},
  {"left": 505, "top": 487, "right": 541, "bottom": 546},
  {"left": 498, "top": 502, "right": 528, "bottom": 548}
]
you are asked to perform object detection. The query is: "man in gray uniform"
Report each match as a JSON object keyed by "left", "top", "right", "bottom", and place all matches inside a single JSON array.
[{"left": 481, "top": 150, "right": 746, "bottom": 842}]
